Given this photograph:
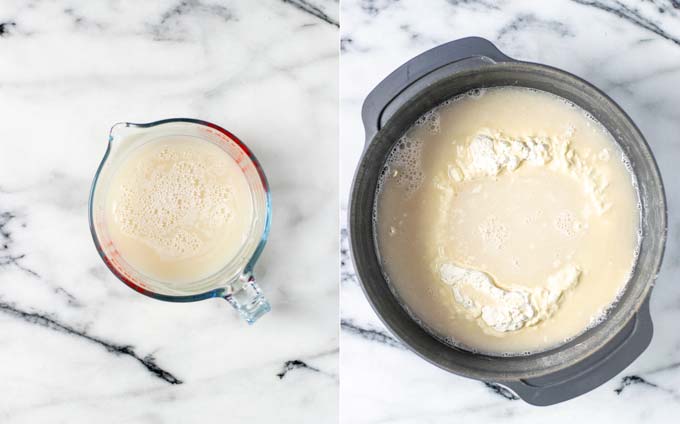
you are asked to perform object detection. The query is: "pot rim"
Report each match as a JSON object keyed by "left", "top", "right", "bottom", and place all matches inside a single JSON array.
[{"left": 348, "top": 59, "right": 668, "bottom": 382}]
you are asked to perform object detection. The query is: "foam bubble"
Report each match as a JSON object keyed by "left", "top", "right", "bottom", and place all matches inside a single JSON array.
[
  {"left": 383, "top": 136, "right": 425, "bottom": 194},
  {"left": 466, "top": 87, "right": 486, "bottom": 98},
  {"left": 113, "top": 144, "right": 235, "bottom": 259},
  {"left": 554, "top": 210, "right": 581, "bottom": 238},
  {"left": 415, "top": 110, "right": 441, "bottom": 134}
]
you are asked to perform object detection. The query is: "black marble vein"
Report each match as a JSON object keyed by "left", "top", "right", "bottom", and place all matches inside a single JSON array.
[
  {"left": 613, "top": 360, "right": 680, "bottom": 396},
  {"left": 614, "top": 373, "right": 680, "bottom": 400},
  {"left": 0, "top": 300, "right": 183, "bottom": 385},
  {"left": 571, "top": 0, "right": 680, "bottom": 46},
  {"left": 281, "top": 0, "right": 339, "bottom": 27},
  {"left": 0, "top": 21, "right": 15, "bottom": 37},
  {"left": 614, "top": 375, "right": 658, "bottom": 394},
  {"left": 483, "top": 382, "right": 519, "bottom": 400},
  {"left": 341, "top": 319, "right": 404, "bottom": 349},
  {"left": 277, "top": 359, "right": 322, "bottom": 379}
]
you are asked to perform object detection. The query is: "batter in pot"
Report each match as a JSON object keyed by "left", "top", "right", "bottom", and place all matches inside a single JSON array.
[{"left": 374, "top": 87, "right": 640, "bottom": 355}]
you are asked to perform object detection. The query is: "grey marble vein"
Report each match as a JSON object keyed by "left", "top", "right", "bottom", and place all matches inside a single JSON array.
[
  {"left": 445, "top": 0, "right": 501, "bottom": 11},
  {"left": 571, "top": 0, "right": 680, "bottom": 46},
  {"left": 0, "top": 203, "right": 82, "bottom": 306},
  {"left": 497, "top": 13, "right": 575, "bottom": 40},
  {"left": 340, "top": 36, "right": 354, "bottom": 53},
  {"left": 63, "top": 7, "right": 105, "bottom": 31},
  {"left": 340, "top": 227, "right": 357, "bottom": 285},
  {"left": 341, "top": 319, "right": 404, "bottom": 349},
  {"left": 642, "top": 360, "right": 680, "bottom": 375},
  {"left": 0, "top": 210, "right": 39, "bottom": 278},
  {"left": 358, "top": 0, "right": 400, "bottom": 17},
  {"left": 150, "top": 0, "right": 236, "bottom": 41}
]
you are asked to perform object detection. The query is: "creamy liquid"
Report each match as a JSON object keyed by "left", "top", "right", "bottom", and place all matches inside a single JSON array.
[
  {"left": 375, "top": 87, "right": 640, "bottom": 355},
  {"left": 105, "top": 136, "right": 253, "bottom": 284}
]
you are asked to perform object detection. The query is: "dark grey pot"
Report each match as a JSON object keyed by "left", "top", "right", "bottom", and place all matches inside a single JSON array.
[{"left": 349, "top": 37, "right": 667, "bottom": 406}]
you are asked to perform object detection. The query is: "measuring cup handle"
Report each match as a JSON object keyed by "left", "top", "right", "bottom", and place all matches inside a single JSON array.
[{"left": 223, "top": 272, "right": 271, "bottom": 324}]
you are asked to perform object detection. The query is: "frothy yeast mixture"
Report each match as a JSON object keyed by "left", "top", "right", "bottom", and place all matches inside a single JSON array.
[
  {"left": 375, "top": 87, "right": 640, "bottom": 355},
  {"left": 105, "top": 136, "right": 253, "bottom": 284}
]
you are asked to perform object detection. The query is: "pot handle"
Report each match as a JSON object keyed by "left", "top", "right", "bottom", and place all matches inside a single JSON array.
[
  {"left": 361, "top": 37, "right": 512, "bottom": 143},
  {"left": 502, "top": 296, "right": 653, "bottom": 406}
]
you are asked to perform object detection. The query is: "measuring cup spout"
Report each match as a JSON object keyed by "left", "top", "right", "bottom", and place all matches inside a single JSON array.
[{"left": 108, "top": 122, "right": 136, "bottom": 144}]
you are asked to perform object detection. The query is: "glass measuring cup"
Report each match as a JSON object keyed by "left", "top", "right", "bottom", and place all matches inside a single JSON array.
[{"left": 88, "top": 118, "right": 272, "bottom": 324}]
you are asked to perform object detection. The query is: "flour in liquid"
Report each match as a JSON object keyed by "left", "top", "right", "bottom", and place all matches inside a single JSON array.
[{"left": 374, "top": 87, "right": 640, "bottom": 355}]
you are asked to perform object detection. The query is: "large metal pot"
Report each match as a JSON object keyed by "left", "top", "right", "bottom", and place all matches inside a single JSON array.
[{"left": 349, "top": 37, "right": 667, "bottom": 405}]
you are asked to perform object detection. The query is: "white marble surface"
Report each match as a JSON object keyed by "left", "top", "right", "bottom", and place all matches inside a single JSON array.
[
  {"left": 340, "top": 0, "right": 680, "bottom": 421},
  {"left": 0, "top": 1, "right": 338, "bottom": 423}
]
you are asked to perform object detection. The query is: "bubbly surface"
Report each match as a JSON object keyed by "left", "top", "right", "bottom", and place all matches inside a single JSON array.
[
  {"left": 375, "top": 87, "right": 640, "bottom": 355},
  {"left": 105, "top": 136, "right": 253, "bottom": 284}
]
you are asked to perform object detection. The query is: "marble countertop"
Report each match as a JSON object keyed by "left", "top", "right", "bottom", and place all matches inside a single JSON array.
[
  {"left": 340, "top": 0, "right": 680, "bottom": 422},
  {"left": 0, "top": 1, "right": 338, "bottom": 423}
]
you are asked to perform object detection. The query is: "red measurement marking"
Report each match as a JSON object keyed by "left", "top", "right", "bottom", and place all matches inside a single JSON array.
[{"left": 201, "top": 123, "right": 257, "bottom": 174}]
